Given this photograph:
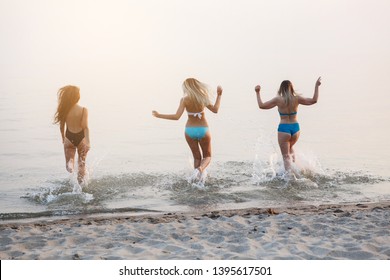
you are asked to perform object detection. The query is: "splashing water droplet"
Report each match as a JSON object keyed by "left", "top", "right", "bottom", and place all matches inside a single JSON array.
[{"left": 188, "top": 169, "right": 208, "bottom": 189}]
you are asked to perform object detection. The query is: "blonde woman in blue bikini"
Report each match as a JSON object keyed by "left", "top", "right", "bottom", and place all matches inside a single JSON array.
[
  {"left": 254, "top": 77, "right": 321, "bottom": 173},
  {"left": 153, "top": 78, "right": 222, "bottom": 180}
]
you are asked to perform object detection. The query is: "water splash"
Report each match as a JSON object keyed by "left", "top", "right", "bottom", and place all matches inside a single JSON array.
[
  {"left": 24, "top": 176, "right": 94, "bottom": 207},
  {"left": 17, "top": 159, "right": 389, "bottom": 221},
  {"left": 252, "top": 152, "right": 281, "bottom": 183},
  {"left": 69, "top": 165, "right": 93, "bottom": 198},
  {"left": 187, "top": 169, "right": 208, "bottom": 189},
  {"left": 252, "top": 141, "right": 327, "bottom": 188}
]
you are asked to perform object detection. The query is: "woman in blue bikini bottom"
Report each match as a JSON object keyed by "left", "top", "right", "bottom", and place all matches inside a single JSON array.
[
  {"left": 254, "top": 77, "right": 321, "bottom": 172},
  {"left": 185, "top": 127, "right": 209, "bottom": 141},
  {"left": 152, "top": 78, "right": 222, "bottom": 177},
  {"left": 184, "top": 126, "right": 211, "bottom": 175},
  {"left": 278, "top": 123, "right": 300, "bottom": 136},
  {"left": 277, "top": 123, "right": 300, "bottom": 165}
]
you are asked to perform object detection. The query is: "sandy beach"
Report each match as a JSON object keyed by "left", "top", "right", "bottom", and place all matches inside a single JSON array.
[{"left": 1, "top": 201, "right": 389, "bottom": 260}]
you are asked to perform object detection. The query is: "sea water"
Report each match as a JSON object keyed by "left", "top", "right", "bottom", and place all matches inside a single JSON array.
[{"left": 0, "top": 81, "right": 389, "bottom": 222}]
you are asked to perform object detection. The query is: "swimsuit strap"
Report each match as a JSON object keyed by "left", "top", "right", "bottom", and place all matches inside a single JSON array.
[
  {"left": 188, "top": 111, "right": 203, "bottom": 119},
  {"left": 279, "top": 111, "right": 297, "bottom": 116},
  {"left": 79, "top": 107, "right": 85, "bottom": 126}
]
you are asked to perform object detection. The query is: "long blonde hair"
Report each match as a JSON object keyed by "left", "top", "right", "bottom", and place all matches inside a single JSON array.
[
  {"left": 278, "top": 80, "right": 298, "bottom": 109},
  {"left": 182, "top": 78, "right": 211, "bottom": 107},
  {"left": 54, "top": 85, "right": 80, "bottom": 126}
]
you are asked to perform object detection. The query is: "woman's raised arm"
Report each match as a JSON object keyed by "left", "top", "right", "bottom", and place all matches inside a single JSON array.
[{"left": 207, "top": 86, "right": 223, "bottom": 113}]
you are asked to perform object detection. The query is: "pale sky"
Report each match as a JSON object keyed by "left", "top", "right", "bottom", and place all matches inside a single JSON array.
[{"left": 1, "top": 0, "right": 389, "bottom": 114}]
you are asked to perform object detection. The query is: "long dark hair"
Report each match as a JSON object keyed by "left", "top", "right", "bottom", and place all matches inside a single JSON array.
[{"left": 54, "top": 85, "right": 80, "bottom": 126}]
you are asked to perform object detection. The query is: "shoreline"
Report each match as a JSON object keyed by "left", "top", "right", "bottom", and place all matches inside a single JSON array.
[
  {"left": 2, "top": 200, "right": 389, "bottom": 226},
  {"left": 1, "top": 201, "right": 389, "bottom": 260}
]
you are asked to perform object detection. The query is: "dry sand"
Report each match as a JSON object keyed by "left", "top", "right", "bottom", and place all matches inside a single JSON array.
[{"left": 1, "top": 202, "right": 389, "bottom": 260}]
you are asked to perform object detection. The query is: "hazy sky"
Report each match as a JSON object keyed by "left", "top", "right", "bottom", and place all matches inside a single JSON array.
[{"left": 1, "top": 0, "right": 389, "bottom": 113}]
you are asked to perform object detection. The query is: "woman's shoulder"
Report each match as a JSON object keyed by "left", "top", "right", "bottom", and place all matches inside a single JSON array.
[
  {"left": 69, "top": 105, "right": 88, "bottom": 116},
  {"left": 274, "top": 96, "right": 284, "bottom": 104},
  {"left": 275, "top": 95, "right": 283, "bottom": 100},
  {"left": 82, "top": 107, "right": 88, "bottom": 116},
  {"left": 74, "top": 104, "right": 87, "bottom": 112}
]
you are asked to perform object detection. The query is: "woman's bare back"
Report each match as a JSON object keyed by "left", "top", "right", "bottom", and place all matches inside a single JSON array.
[
  {"left": 65, "top": 105, "right": 84, "bottom": 133},
  {"left": 183, "top": 97, "right": 209, "bottom": 127}
]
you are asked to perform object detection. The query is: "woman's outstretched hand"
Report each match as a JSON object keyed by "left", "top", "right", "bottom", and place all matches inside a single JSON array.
[
  {"left": 255, "top": 85, "right": 261, "bottom": 93},
  {"left": 316, "top": 77, "right": 322, "bottom": 87},
  {"left": 152, "top": 110, "right": 159, "bottom": 117},
  {"left": 217, "top": 85, "right": 223, "bottom": 96}
]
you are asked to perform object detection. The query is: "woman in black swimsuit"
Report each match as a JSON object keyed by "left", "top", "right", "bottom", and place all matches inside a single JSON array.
[{"left": 54, "top": 85, "right": 90, "bottom": 184}]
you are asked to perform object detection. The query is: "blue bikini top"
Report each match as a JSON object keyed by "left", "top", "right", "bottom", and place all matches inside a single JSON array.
[{"left": 279, "top": 111, "right": 297, "bottom": 116}]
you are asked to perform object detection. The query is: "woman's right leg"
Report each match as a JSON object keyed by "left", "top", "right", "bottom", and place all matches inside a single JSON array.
[
  {"left": 278, "top": 132, "right": 292, "bottom": 171},
  {"left": 198, "top": 131, "right": 212, "bottom": 172},
  {"left": 63, "top": 138, "right": 76, "bottom": 173},
  {"left": 185, "top": 133, "right": 202, "bottom": 169},
  {"left": 289, "top": 131, "right": 300, "bottom": 163},
  {"left": 77, "top": 139, "right": 90, "bottom": 184}
]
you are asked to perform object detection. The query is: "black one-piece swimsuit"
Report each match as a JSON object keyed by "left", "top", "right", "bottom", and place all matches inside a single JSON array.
[
  {"left": 65, "top": 108, "right": 85, "bottom": 146},
  {"left": 65, "top": 129, "right": 85, "bottom": 146}
]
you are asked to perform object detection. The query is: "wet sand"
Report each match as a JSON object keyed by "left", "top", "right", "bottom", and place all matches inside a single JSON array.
[{"left": 1, "top": 201, "right": 389, "bottom": 260}]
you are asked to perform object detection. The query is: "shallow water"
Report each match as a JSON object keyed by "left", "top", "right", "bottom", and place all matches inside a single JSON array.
[{"left": 1, "top": 154, "right": 389, "bottom": 221}]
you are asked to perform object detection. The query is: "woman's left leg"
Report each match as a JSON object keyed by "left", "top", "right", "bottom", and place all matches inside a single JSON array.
[
  {"left": 76, "top": 139, "right": 90, "bottom": 184},
  {"left": 289, "top": 131, "right": 300, "bottom": 162},
  {"left": 198, "top": 131, "right": 212, "bottom": 172},
  {"left": 63, "top": 138, "right": 76, "bottom": 173},
  {"left": 185, "top": 133, "right": 202, "bottom": 169}
]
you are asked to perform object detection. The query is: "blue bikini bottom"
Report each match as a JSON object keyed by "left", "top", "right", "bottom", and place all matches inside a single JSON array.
[
  {"left": 185, "top": 127, "right": 209, "bottom": 140},
  {"left": 278, "top": 123, "right": 300, "bottom": 136}
]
